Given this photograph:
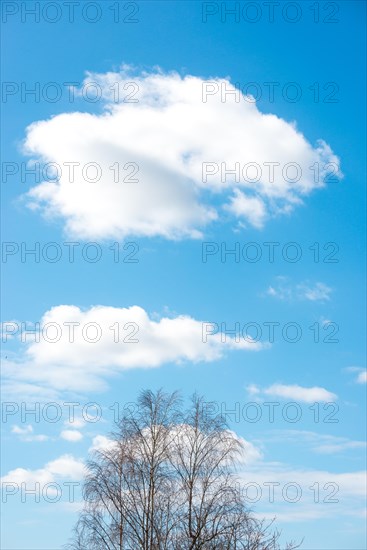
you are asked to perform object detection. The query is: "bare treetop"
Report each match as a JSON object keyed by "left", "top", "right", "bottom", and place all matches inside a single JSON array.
[{"left": 66, "top": 389, "right": 301, "bottom": 550}]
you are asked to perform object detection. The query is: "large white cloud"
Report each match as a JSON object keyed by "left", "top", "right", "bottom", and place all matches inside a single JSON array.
[
  {"left": 22, "top": 66, "right": 342, "bottom": 239},
  {"left": 3, "top": 304, "right": 263, "bottom": 393}
]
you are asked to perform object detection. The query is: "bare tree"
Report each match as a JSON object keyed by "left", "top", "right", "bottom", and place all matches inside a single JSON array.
[{"left": 66, "top": 390, "right": 301, "bottom": 550}]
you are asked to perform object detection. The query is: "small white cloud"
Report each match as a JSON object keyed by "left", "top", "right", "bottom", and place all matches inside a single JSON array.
[
  {"left": 256, "top": 383, "right": 337, "bottom": 403},
  {"left": 60, "top": 430, "right": 83, "bottom": 442}
]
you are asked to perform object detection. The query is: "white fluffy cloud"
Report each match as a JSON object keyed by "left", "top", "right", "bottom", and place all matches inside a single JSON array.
[
  {"left": 1, "top": 454, "right": 85, "bottom": 487},
  {"left": 22, "top": 66, "right": 342, "bottom": 239},
  {"left": 60, "top": 430, "right": 83, "bottom": 442},
  {"left": 247, "top": 383, "right": 337, "bottom": 403},
  {"left": 3, "top": 304, "right": 263, "bottom": 393}
]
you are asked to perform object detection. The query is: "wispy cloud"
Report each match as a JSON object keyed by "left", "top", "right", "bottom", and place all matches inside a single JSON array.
[
  {"left": 263, "top": 429, "right": 366, "bottom": 455},
  {"left": 266, "top": 276, "right": 332, "bottom": 302},
  {"left": 11, "top": 425, "right": 49, "bottom": 442}
]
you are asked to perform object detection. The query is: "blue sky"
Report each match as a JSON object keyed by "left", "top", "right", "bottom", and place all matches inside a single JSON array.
[{"left": 1, "top": 1, "right": 366, "bottom": 548}]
